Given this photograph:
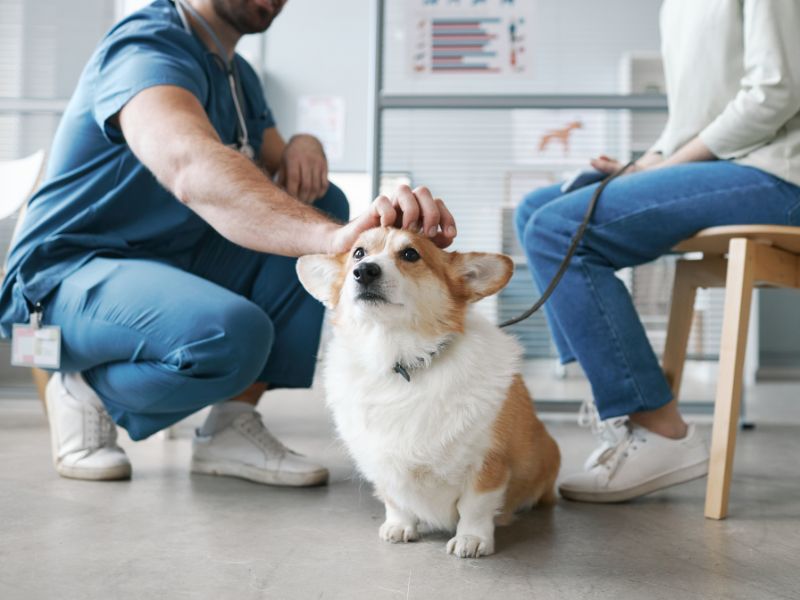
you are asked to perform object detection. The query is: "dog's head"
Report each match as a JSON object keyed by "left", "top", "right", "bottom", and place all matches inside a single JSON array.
[{"left": 297, "top": 227, "right": 513, "bottom": 335}]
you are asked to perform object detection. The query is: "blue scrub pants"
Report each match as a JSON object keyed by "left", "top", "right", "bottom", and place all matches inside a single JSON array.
[
  {"left": 46, "top": 185, "right": 349, "bottom": 440},
  {"left": 515, "top": 162, "right": 800, "bottom": 420}
]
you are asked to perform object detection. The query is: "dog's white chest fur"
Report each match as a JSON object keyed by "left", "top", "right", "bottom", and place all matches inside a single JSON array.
[{"left": 323, "top": 309, "right": 522, "bottom": 530}]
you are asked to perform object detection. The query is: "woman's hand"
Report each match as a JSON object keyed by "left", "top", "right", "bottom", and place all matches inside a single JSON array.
[
  {"left": 327, "top": 185, "right": 457, "bottom": 254},
  {"left": 590, "top": 152, "right": 664, "bottom": 175},
  {"left": 277, "top": 134, "right": 329, "bottom": 204},
  {"left": 590, "top": 155, "right": 628, "bottom": 175}
]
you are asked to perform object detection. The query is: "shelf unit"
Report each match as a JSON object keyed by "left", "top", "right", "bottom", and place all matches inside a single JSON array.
[{"left": 364, "top": 0, "right": 753, "bottom": 416}]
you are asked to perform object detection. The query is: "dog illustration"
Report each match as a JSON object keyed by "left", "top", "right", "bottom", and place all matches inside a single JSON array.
[{"left": 539, "top": 120, "right": 583, "bottom": 155}]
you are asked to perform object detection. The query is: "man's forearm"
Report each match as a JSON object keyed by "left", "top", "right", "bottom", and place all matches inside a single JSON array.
[
  {"left": 118, "top": 86, "right": 341, "bottom": 257},
  {"left": 172, "top": 138, "right": 339, "bottom": 256}
]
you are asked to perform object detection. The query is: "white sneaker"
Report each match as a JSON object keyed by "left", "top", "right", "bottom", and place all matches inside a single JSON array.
[
  {"left": 45, "top": 373, "right": 132, "bottom": 481},
  {"left": 560, "top": 409, "right": 708, "bottom": 503},
  {"left": 190, "top": 411, "right": 329, "bottom": 487},
  {"left": 576, "top": 400, "right": 629, "bottom": 471}
]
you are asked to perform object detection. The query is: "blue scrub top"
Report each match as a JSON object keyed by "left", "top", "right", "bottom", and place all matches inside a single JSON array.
[{"left": 0, "top": 0, "right": 275, "bottom": 336}]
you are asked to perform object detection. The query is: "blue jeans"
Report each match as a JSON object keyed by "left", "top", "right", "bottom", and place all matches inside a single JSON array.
[
  {"left": 515, "top": 162, "right": 800, "bottom": 420},
  {"left": 45, "top": 185, "right": 349, "bottom": 440}
]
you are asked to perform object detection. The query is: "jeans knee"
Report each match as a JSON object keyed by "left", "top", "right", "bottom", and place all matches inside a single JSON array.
[
  {"left": 315, "top": 182, "right": 350, "bottom": 222},
  {"left": 522, "top": 204, "right": 571, "bottom": 266},
  {"left": 515, "top": 184, "right": 563, "bottom": 242}
]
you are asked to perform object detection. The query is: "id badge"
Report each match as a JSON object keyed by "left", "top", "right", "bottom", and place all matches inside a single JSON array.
[{"left": 11, "top": 310, "right": 61, "bottom": 369}]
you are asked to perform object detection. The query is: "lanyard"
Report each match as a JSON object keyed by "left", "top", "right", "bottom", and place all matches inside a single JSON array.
[{"left": 174, "top": 0, "right": 255, "bottom": 159}]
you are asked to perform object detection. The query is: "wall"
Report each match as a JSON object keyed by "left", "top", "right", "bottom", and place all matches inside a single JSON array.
[
  {"left": 259, "top": 0, "right": 372, "bottom": 172},
  {"left": 383, "top": 0, "right": 664, "bottom": 95},
  {"left": 759, "top": 289, "right": 800, "bottom": 378}
]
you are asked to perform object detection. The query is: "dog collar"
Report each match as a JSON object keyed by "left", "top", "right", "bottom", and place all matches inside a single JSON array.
[{"left": 392, "top": 338, "right": 452, "bottom": 383}]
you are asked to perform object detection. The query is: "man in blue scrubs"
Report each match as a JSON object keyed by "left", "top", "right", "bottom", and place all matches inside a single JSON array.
[{"left": 0, "top": 0, "right": 457, "bottom": 484}]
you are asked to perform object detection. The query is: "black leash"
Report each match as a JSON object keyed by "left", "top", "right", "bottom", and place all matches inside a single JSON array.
[{"left": 499, "top": 161, "right": 635, "bottom": 329}]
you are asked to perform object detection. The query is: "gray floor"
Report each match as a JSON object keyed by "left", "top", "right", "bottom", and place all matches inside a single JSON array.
[{"left": 1, "top": 389, "right": 799, "bottom": 600}]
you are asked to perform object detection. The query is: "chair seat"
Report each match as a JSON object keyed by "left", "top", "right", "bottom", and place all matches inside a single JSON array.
[{"left": 673, "top": 225, "right": 800, "bottom": 255}]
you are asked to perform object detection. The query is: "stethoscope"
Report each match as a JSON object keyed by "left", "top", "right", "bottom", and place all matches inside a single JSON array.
[{"left": 174, "top": 0, "right": 255, "bottom": 159}]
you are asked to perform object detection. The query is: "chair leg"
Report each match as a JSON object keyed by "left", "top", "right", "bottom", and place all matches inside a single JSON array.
[
  {"left": 662, "top": 256, "right": 727, "bottom": 399},
  {"left": 662, "top": 260, "right": 698, "bottom": 399},
  {"left": 705, "top": 239, "right": 755, "bottom": 520}
]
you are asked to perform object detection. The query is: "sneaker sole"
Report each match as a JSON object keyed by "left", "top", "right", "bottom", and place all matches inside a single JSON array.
[
  {"left": 559, "top": 459, "right": 709, "bottom": 504},
  {"left": 46, "top": 375, "right": 132, "bottom": 482},
  {"left": 190, "top": 458, "right": 329, "bottom": 487},
  {"left": 56, "top": 462, "right": 132, "bottom": 481}
]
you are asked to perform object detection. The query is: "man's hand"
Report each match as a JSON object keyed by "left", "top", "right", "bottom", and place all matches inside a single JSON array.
[
  {"left": 277, "top": 134, "right": 329, "bottom": 204},
  {"left": 327, "top": 185, "right": 457, "bottom": 254}
]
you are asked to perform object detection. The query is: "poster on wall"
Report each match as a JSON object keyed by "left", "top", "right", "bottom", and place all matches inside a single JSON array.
[{"left": 408, "top": 0, "right": 532, "bottom": 77}]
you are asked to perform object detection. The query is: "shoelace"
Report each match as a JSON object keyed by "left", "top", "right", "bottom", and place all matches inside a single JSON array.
[
  {"left": 238, "top": 412, "right": 297, "bottom": 457},
  {"left": 577, "top": 399, "right": 632, "bottom": 471},
  {"left": 84, "top": 405, "right": 116, "bottom": 450},
  {"left": 592, "top": 421, "right": 649, "bottom": 479}
]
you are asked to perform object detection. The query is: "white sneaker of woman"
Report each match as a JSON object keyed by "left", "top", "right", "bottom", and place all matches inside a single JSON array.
[{"left": 559, "top": 403, "right": 708, "bottom": 503}]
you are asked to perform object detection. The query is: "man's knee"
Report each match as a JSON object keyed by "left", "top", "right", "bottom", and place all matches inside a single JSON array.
[
  {"left": 179, "top": 299, "right": 275, "bottom": 392},
  {"left": 315, "top": 182, "right": 350, "bottom": 222},
  {"left": 222, "top": 299, "right": 274, "bottom": 382}
]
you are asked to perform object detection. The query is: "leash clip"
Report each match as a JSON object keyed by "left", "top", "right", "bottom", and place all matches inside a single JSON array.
[{"left": 30, "top": 302, "right": 43, "bottom": 329}]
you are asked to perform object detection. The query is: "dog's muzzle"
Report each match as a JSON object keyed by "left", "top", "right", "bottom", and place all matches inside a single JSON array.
[{"left": 353, "top": 262, "right": 388, "bottom": 303}]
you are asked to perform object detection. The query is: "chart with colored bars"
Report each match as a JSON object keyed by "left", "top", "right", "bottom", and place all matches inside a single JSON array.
[{"left": 410, "top": 0, "right": 530, "bottom": 77}]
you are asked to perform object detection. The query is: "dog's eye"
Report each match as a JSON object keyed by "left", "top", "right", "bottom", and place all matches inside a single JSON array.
[
  {"left": 353, "top": 247, "right": 366, "bottom": 260},
  {"left": 400, "top": 247, "right": 420, "bottom": 262}
]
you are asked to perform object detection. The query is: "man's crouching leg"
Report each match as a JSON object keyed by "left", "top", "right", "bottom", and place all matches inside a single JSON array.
[
  {"left": 190, "top": 184, "right": 351, "bottom": 487},
  {"left": 45, "top": 256, "right": 327, "bottom": 485}
]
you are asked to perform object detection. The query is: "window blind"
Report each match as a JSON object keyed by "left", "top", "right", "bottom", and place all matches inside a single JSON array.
[
  {"left": 381, "top": 107, "right": 725, "bottom": 360},
  {"left": 0, "top": 0, "right": 116, "bottom": 384}
]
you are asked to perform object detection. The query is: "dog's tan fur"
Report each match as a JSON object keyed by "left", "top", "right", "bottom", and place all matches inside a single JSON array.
[{"left": 477, "top": 374, "right": 560, "bottom": 524}]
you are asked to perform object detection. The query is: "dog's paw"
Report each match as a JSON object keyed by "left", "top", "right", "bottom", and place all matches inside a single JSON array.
[
  {"left": 446, "top": 534, "right": 494, "bottom": 558},
  {"left": 379, "top": 521, "right": 419, "bottom": 543}
]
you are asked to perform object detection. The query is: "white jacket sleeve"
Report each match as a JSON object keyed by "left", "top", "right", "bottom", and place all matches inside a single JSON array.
[
  {"left": 699, "top": 0, "right": 800, "bottom": 158},
  {"left": 647, "top": 123, "right": 670, "bottom": 155}
]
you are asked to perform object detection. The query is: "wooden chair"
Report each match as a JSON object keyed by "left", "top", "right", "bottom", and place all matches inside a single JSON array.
[
  {"left": 665, "top": 225, "right": 800, "bottom": 519},
  {"left": 1, "top": 150, "right": 49, "bottom": 404}
]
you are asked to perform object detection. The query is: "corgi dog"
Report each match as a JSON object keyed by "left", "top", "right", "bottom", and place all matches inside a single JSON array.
[{"left": 296, "top": 227, "right": 560, "bottom": 558}]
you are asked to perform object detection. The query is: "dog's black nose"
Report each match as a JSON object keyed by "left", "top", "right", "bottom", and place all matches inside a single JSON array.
[{"left": 353, "top": 262, "right": 381, "bottom": 285}]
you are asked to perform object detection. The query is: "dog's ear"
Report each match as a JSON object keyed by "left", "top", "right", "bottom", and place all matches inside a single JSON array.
[
  {"left": 450, "top": 252, "right": 514, "bottom": 302},
  {"left": 296, "top": 254, "right": 345, "bottom": 309}
]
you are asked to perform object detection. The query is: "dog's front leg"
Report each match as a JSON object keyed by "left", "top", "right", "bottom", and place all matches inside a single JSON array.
[
  {"left": 447, "top": 481, "right": 507, "bottom": 558},
  {"left": 378, "top": 497, "right": 419, "bottom": 543}
]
